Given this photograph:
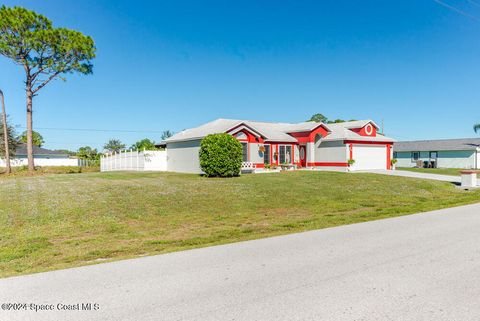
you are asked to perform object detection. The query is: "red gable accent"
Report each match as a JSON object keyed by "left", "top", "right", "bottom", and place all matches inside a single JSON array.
[
  {"left": 231, "top": 129, "right": 264, "bottom": 143},
  {"left": 350, "top": 122, "right": 377, "bottom": 137},
  {"left": 288, "top": 124, "right": 330, "bottom": 143},
  {"left": 227, "top": 123, "right": 265, "bottom": 143}
]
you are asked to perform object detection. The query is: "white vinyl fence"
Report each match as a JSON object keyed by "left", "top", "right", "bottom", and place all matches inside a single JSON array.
[{"left": 100, "top": 150, "right": 167, "bottom": 172}]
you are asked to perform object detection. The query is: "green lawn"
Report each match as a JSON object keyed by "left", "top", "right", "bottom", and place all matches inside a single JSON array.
[
  {"left": 398, "top": 167, "right": 465, "bottom": 176},
  {"left": 1, "top": 170, "right": 480, "bottom": 278}
]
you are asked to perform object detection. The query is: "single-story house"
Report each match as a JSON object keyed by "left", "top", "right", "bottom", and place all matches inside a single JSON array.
[
  {"left": 393, "top": 138, "right": 480, "bottom": 169},
  {"left": 160, "top": 118, "right": 395, "bottom": 174},
  {"left": 0, "top": 144, "right": 80, "bottom": 167}
]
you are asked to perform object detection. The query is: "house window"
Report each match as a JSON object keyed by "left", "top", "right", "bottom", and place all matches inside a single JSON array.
[
  {"left": 241, "top": 143, "right": 248, "bottom": 162},
  {"left": 263, "top": 145, "right": 270, "bottom": 164},
  {"left": 279, "top": 145, "right": 292, "bottom": 164},
  {"left": 411, "top": 152, "right": 420, "bottom": 162},
  {"left": 393, "top": 152, "right": 397, "bottom": 158},
  {"left": 235, "top": 132, "right": 248, "bottom": 140},
  {"left": 429, "top": 151, "right": 438, "bottom": 159}
]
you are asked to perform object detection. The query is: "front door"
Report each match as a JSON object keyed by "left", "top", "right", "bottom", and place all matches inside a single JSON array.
[{"left": 299, "top": 145, "right": 307, "bottom": 167}]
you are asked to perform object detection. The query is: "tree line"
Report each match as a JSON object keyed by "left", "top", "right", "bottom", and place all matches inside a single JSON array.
[{"left": 0, "top": 116, "right": 173, "bottom": 168}]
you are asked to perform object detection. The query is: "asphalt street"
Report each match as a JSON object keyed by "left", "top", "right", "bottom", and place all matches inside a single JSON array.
[{"left": 1, "top": 203, "right": 480, "bottom": 321}]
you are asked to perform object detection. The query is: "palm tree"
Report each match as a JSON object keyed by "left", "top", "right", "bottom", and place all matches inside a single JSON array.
[
  {"left": 0, "top": 89, "right": 11, "bottom": 174},
  {"left": 475, "top": 123, "right": 480, "bottom": 133}
]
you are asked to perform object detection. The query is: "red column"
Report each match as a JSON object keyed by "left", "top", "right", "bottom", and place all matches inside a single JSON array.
[{"left": 386, "top": 144, "right": 391, "bottom": 170}]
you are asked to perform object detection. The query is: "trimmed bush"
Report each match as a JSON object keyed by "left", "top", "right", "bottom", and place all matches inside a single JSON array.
[{"left": 199, "top": 133, "right": 243, "bottom": 177}]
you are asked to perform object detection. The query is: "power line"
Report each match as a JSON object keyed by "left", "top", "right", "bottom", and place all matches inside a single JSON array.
[
  {"left": 16, "top": 126, "right": 166, "bottom": 134},
  {"left": 433, "top": 0, "right": 480, "bottom": 22}
]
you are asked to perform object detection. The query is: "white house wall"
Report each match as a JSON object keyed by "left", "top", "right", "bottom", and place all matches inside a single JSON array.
[
  {"left": 293, "top": 145, "right": 300, "bottom": 164},
  {"left": 315, "top": 141, "right": 347, "bottom": 163},
  {"left": 166, "top": 140, "right": 202, "bottom": 174},
  {"left": 249, "top": 143, "right": 264, "bottom": 164}
]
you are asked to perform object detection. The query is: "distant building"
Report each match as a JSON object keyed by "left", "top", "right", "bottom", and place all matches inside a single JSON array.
[
  {"left": 0, "top": 144, "right": 80, "bottom": 167},
  {"left": 393, "top": 138, "right": 480, "bottom": 169}
]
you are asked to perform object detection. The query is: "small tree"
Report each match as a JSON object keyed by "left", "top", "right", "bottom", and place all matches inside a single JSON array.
[
  {"left": 20, "top": 130, "right": 44, "bottom": 147},
  {"left": 308, "top": 113, "right": 328, "bottom": 123},
  {"left": 199, "top": 133, "right": 242, "bottom": 177},
  {"left": 161, "top": 130, "right": 174, "bottom": 140},
  {"left": 103, "top": 139, "right": 125, "bottom": 153},
  {"left": 328, "top": 119, "right": 347, "bottom": 124},
  {"left": 131, "top": 138, "right": 157, "bottom": 150},
  {"left": 474, "top": 123, "right": 480, "bottom": 133},
  {"left": 77, "top": 146, "right": 99, "bottom": 165},
  {"left": 0, "top": 6, "right": 96, "bottom": 172}
]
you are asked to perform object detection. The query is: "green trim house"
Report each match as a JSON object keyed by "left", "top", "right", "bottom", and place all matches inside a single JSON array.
[{"left": 393, "top": 138, "right": 480, "bottom": 169}]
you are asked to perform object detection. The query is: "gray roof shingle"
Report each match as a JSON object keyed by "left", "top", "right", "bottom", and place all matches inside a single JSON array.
[
  {"left": 165, "top": 118, "right": 395, "bottom": 143},
  {"left": 394, "top": 138, "right": 480, "bottom": 152},
  {"left": 15, "top": 144, "right": 70, "bottom": 157}
]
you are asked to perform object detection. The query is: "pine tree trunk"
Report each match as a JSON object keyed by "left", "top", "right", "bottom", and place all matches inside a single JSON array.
[
  {"left": 0, "top": 90, "right": 11, "bottom": 174},
  {"left": 26, "top": 85, "right": 35, "bottom": 172}
]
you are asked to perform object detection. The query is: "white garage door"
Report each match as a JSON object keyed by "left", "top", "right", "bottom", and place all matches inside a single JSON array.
[{"left": 353, "top": 145, "right": 387, "bottom": 170}]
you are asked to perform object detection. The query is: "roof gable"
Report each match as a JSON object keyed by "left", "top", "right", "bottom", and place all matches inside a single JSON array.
[{"left": 164, "top": 118, "right": 394, "bottom": 144}]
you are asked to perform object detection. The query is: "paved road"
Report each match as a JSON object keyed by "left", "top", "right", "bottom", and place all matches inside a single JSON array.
[
  {"left": 2, "top": 203, "right": 480, "bottom": 321},
  {"left": 359, "top": 169, "right": 464, "bottom": 183}
]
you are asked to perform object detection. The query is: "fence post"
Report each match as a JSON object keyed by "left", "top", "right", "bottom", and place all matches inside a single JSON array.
[{"left": 136, "top": 150, "right": 139, "bottom": 171}]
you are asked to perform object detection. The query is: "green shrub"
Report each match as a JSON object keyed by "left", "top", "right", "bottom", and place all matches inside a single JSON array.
[{"left": 199, "top": 133, "right": 242, "bottom": 177}]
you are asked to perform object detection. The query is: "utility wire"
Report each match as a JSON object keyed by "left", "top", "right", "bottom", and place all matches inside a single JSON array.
[
  {"left": 433, "top": 0, "right": 480, "bottom": 22},
  {"left": 16, "top": 126, "right": 166, "bottom": 133}
]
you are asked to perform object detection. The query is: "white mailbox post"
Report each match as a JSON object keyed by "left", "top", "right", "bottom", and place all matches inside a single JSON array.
[{"left": 460, "top": 170, "right": 478, "bottom": 188}]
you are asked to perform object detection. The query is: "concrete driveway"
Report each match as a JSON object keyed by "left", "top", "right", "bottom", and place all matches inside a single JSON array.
[
  {"left": 359, "top": 169, "right": 463, "bottom": 183},
  {"left": 2, "top": 203, "right": 480, "bottom": 321}
]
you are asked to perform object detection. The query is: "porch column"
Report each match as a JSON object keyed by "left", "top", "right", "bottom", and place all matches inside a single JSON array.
[{"left": 306, "top": 142, "right": 315, "bottom": 168}]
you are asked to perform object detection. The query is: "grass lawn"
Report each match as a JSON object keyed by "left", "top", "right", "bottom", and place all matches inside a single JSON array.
[
  {"left": 1, "top": 170, "right": 480, "bottom": 278},
  {"left": 398, "top": 167, "right": 465, "bottom": 176},
  {"left": 0, "top": 166, "right": 99, "bottom": 176}
]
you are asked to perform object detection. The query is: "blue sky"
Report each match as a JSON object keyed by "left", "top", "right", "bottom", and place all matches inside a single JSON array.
[{"left": 1, "top": 0, "right": 480, "bottom": 150}]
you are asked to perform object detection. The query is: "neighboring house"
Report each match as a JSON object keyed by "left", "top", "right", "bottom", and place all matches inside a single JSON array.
[
  {"left": 0, "top": 144, "right": 79, "bottom": 167},
  {"left": 393, "top": 138, "right": 480, "bottom": 169},
  {"left": 159, "top": 118, "right": 395, "bottom": 174}
]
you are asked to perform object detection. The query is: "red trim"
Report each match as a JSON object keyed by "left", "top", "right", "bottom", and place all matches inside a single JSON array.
[
  {"left": 232, "top": 129, "right": 261, "bottom": 143},
  {"left": 265, "top": 141, "right": 299, "bottom": 145},
  {"left": 350, "top": 123, "right": 377, "bottom": 137},
  {"left": 349, "top": 143, "right": 353, "bottom": 160},
  {"left": 254, "top": 163, "right": 265, "bottom": 168},
  {"left": 344, "top": 140, "right": 393, "bottom": 145},
  {"left": 227, "top": 123, "right": 264, "bottom": 138},
  {"left": 299, "top": 145, "right": 306, "bottom": 167},
  {"left": 307, "top": 162, "right": 349, "bottom": 167},
  {"left": 386, "top": 144, "right": 391, "bottom": 170}
]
